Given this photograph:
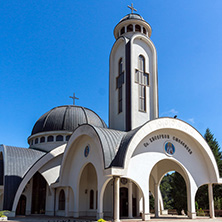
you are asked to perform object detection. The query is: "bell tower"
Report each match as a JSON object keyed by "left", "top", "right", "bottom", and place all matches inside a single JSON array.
[{"left": 109, "top": 6, "right": 159, "bottom": 131}]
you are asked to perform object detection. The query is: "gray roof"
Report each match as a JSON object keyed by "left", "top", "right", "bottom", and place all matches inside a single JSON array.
[
  {"left": 1, "top": 145, "right": 45, "bottom": 210},
  {"left": 31, "top": 105, "right": 107, "bottom": 135},
  {"left": 92, "top": 126, "right": 126, "bottom": 168},
  {"left": 110, "top": 126, "right": 141, "bottom": 168}
]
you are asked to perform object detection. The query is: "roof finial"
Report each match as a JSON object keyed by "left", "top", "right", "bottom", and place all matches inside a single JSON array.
[
  {"left": 69, "top": 93, "right": 79, "bottom": 105},
  {"left": 128, "top": 3, "right": 137, "bottom": 14}
]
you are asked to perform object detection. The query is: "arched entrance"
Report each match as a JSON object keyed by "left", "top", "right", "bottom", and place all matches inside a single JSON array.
[
  {"left": 149, "top": 159, "right": 191, "bottom": 218},
  {"left": 16, "top": 195, "right": 26, "bottom": 215},
  {"left": 31, "top": 172, "right": 47, "bottom": 214},
  {"left": 78, "top": 163, "right": 98, "bottom": 217}
]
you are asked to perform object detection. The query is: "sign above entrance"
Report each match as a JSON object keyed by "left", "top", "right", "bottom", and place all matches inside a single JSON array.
[{"left": 143, "top": 134, "right": 193, "bottom": 155}]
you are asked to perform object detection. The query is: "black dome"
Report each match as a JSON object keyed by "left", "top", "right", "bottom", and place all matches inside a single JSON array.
[{"left": 31, "top": 105, "right": 107, "bottom": 135}]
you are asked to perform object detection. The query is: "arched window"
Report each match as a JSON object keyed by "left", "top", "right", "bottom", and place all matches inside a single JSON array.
[
  {"left": 47, "top": 135, "right": 54, "bottom": 142},
  {"left": 116, "top": 58, "right": 124, "bottom": 113},
  {"left": 90, "top": 190, "right": 94, "bottom": 209},
  {"left": 120, "top": 27, "right": 125, "bottom": 35},
  {"left": 143, "top": 27, "right": 147, "bottom": 35},
  {"left": 56, "top": 135, "right": 63, "bottom": 141},
  {"left": 59, "top": 189, "right": 65, "bottom": 210},
  {"left": 135, "top": 25, "right": 141, "bottom": 32},
  {"left": 135, "top": 55, "right": 149, "bottom": 112},
  {"left": 35, "top": 138, "right": 38, "bottom": 144},
  {"left": 127, "top": 24, "right": 133, "bottom": 32},
  {"left": 66, "top": 135, "right": 71, "bottom": 141},
  {"left": 40, "top": 137, "right": 45, "bottom": 143}
]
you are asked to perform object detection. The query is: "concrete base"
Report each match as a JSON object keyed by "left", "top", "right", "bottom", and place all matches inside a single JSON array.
[
  {"left": 7, "top": 211, "right": 15, "bottom": 218},
  {"left": 161, "top": 209, "right": 168, "bottom": 215},
  {"left": 187, "top": 211, "right": 196, "bottom": 219},
  {"left": 142, "top": 213, "right": 151, "bottom": 221},
  {"left": 97, "top": 212, "right": 104, "bottom": 220},
  {"left": 73, "top": 211, "right": 79, "bottom": 218}
]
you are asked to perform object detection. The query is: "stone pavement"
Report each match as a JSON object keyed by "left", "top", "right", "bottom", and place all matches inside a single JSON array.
[{"left": 6, "top": 215, "right": 222, "bottom": 222}]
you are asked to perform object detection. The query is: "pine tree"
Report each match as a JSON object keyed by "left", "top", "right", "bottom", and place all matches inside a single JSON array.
[
  {"left": 196, "top": 128, "right": 222, "bottom": 210},
  {"left": 204, "top": 128, "right": 222, "bottom": 177}
]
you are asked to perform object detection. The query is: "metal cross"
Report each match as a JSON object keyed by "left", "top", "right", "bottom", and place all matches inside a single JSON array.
[
  {"left": 128, "top": 3, "right": 137, "bottom": 14},
  {"left": 69, "top": 93, "right": 79, "bottom": 105}
]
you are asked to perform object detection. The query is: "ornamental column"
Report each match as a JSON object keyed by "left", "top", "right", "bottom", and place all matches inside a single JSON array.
[
  {"left": 128, "top": 180, "right": 133, "bottom": 218},
  {"left": 154, "top": 183, "right": 160, "bottom": 217},
  {"left": 114, "top": 177, "right": 120, "bottom": 222},
  {"left": 208, "top": 184, "right": 215, "bottom": 218},
  {"left": 65, "top": 187, "right": 70, "bottom": 217}
]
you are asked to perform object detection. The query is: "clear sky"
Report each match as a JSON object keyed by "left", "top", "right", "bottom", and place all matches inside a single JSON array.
[{"left": 1, "top": 0, "right": 222, "bottom": 148}]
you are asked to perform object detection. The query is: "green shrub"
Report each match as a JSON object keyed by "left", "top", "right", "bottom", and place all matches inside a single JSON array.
[
  {"left": 98, "top": 219, "right": 106, "bottom": 222},
  {"left": 196, "top": 208, "right": 205, "bottom": 216},
  {"left": 0, "top": 211, "right": 9, "bottom": 217}
]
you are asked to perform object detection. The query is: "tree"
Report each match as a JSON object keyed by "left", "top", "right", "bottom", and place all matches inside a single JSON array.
[
  {"left": 160, "top": 173, "right": 174, "bottom": 209},
  {"left": 170, "top": 172, "right": 187, "bottom": 214},
  {"left": 196, "top": 128, "right": 222, "bottom": 210},
  {"left": 204, "top": 128, "right": 222, "bottom": 177}
]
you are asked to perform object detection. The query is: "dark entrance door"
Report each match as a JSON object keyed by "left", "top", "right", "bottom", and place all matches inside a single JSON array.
[
  {"left": 31, "top": 172, "right": 46, "bottom": 214},
  {"left": 16, "top": 195, "right": 26, "bottom": 215},
  {"left": 133, "top": 197, "right": 137, "bottom": 217},
  {"left": 120, "top": 187, "right": 128, "bottom": 217}
]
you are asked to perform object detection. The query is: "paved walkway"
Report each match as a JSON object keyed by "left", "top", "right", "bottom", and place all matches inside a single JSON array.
[{"left": 6, "top": 215, "right": 222, "bottom": 222}]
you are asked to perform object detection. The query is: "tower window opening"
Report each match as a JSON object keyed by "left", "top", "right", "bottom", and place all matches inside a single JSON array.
[
  {"left": 40, "top": 137, "right": 45, "bottom": 143},
  {"left": 127, "top": 24, "right": 133, "bottom": 32},
  {"left": 35, "top": 138, "right": 38, "bottom": 144},
  {"left": 135, "top": 25, "right": 141, "bottom": 32},
  {"left": 120, "top": 27, "right": 125, "bottom": 35},
  {"left": 135, "top": 55, "right": 149, "bottom": 112},
  {"left": 47, "top": 135, "right": 54, "bottom": 142},
  {"left": 56, "top": 135, "right": 63, "bottom": 141},
  {"left": 116, "top": 58, "right": 124, "bottom": 113},
  {"left": 139, "top": 85, "right": 146, "bottom": 112},
  {"left": 143, "top": 27, "right": 147, "bottom": 35}
]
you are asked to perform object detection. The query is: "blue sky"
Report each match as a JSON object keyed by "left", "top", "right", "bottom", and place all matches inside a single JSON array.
[{"left": 1, "top": 0, "right": 222, "bottom": 148}]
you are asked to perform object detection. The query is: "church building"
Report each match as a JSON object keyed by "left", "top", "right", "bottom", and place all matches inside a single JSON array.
[{"left": 1, "top": 5, "right": 221, "bottom": 221}]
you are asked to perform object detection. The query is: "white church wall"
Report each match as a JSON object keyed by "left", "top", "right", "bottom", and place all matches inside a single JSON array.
[
  {"left": 131, "top": 129, "right": 213, "bottom": 186},
  {"left": 130, "top": 36, "right": 158, "bottom": 129},
  {"left": 109, "top": 38, "right": 126, "bottom": 131},
  {"left": 45, "top": 185, "right": 54, "bottom": 216},
  {"left": 59, "top": 128, "right": 111, "bottom": 217},
  {"left": 131, "top": 38, "right": 152, "bottom": 128},
  {"left": 103, "top": 179, "right": 113, "bottom": 217},
  {"left": 23, "top": 178, "right": 33, "bottom": 215}
]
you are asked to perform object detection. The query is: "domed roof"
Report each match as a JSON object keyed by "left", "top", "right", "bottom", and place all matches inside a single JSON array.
[
  {"left": 120, "top": 13, "right": 145, "bottom": 22},
  {"left": 31, "top": 105, "right": 107, "bottom": 135}
]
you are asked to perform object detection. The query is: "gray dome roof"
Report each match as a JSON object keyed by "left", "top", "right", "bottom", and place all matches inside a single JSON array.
[
  {"left": 120, "top": 13, "right": 145, "bottom": 22},
  {"left": 31, "top": 105, "right": 107, "bottom": 135}
]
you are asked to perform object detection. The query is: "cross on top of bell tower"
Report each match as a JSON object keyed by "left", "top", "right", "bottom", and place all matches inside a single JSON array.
[{"left": 128, "top": 3, "right": 137, "bottom": 14}]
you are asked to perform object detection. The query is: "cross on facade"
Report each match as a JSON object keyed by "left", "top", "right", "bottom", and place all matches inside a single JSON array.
[
  {"left": 69, "top": 93, "right": 79, "bottom": 105},
  {"left": 128, "top": 3, "right": 137, "bottom": 14}
]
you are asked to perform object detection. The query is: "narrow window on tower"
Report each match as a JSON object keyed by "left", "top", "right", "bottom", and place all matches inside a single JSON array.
[
  {"left": 116, "top": 58, "right": 124, "bottom": 113},
  {"left": 135, "top": 55, "right": 149, "bottom": 112}
]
